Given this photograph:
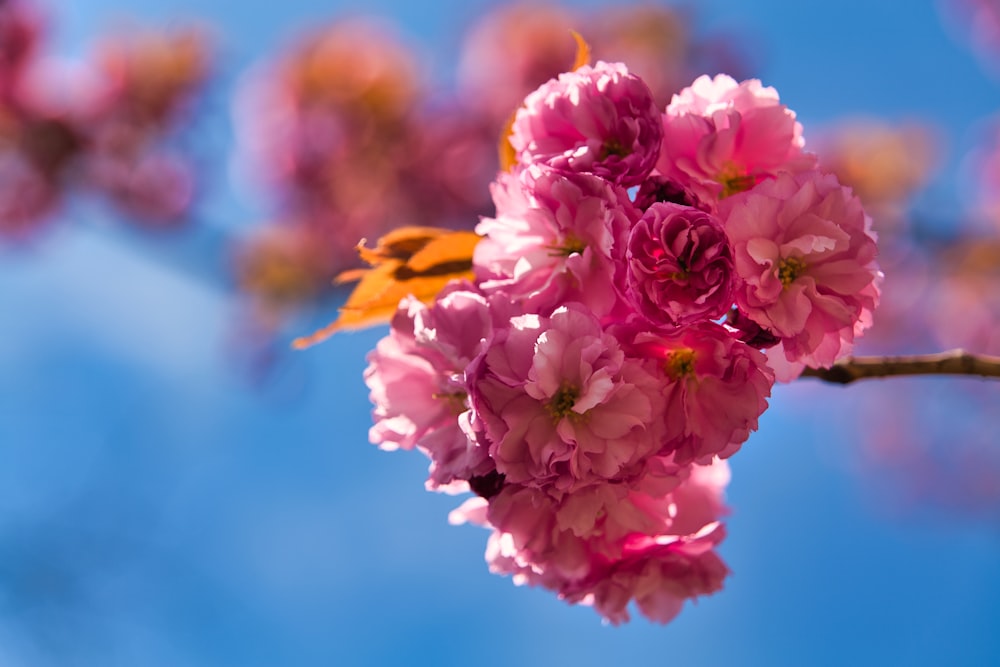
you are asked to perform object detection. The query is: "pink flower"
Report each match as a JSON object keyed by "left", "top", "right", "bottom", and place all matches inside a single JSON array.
[
  {"left": 365, "top": 284, "right": 496, "bottom": 491},
  {"left": 486, "top": 484, "right": 658, "bottom": 580},
  {"left": 625, "top": 202, "right": 735, "bottom": 326},
  {"left": 623, "top": 322, "right": 774, "bottom": 464},
  {"left": 455, "top": 3, "right": 578, "bottom": 124},
  {"left": 573, "top": 520, "right": 728, "bottom": 625},
  {"left": 510, "top": 61, "right": 663, "bottom": 187},
  {"left": 468, "top": 304, "right": 666, "bottom": 492},
  {"left": 450, "top": 458, "right": 732, "bottom": 624},
  {"left": 721, "top": 170, "right": 881, "bottom": 378},
  {"left": 232, "top": 19, "right": 420, "bottom": 192},
  {"left": 0, "top": 152, "right": 58, "bottom": 238},
  {"left": 87, "top": 150, "right": 194, "bottom": 224},
  {"left": 0, "top": 0, "right": 42, "bottom": 99},
  {"left": 657, "top": 74, "right": 816, "bottom": 200},
  {"left": 474, "top": 165, "right": 638, "bottom": 316}
]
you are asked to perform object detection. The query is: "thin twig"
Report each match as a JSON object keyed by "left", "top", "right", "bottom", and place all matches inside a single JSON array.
[{"left": 799, "top": 349, "right": 1000, "bottom": 385}]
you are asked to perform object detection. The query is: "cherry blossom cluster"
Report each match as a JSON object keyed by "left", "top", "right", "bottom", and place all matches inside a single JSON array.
[
  {"left": 0, "top": 0, "right": 208, "bottom": 239},
  {"left": 364, "top": 62, "right": 881, "bottom": 623}
]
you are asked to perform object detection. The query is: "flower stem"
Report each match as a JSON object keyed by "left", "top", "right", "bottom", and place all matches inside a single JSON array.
[{"left": 800, "top": 349, "right": 1000, "bottom": 385}]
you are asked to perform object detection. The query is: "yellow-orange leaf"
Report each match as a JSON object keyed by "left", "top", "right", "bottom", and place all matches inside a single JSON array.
[
  {"left": 498, "top": 110, "right": 518, "bottom": 173},
  {"left": 406, "top": 229, "right": 481, "bottom": 273},
  {"left": 292, "top": 227, "right": 481, "bottom": 349},
  {"left": 570, "top": 30, "right": 591, "bottom": 71},
  {"left": 355, "top": 226, "right": 447, "bottom": 265}
]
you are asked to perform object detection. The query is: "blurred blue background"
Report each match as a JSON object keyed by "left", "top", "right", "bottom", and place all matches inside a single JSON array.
[{"left": 3, "top": 0, "right": 1000, "bottom": 665}]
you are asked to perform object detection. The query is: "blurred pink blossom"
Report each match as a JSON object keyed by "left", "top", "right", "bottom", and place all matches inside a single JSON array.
[
  {"left": 456, "top": 2, "right": 578, "bottom": 123},
  {"left": 0, "top": 10, "right": 208, "bottom": 238}
]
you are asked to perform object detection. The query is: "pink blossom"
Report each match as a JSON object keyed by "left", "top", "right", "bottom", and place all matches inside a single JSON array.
[
  {"left": 721, "top": 170, "right": 881, "bottom": 378},
  {"left": 0, "top": 152, "right": 58, "bottom": 238},
  {"left": 0, "top": 19, "right": 206, "bottom": 235},
  {"left": 623, "top": 322, "right": 774, "bottom": 464},
  {"left": 572, "top": 521, "right": 728, "bottom": 625},
  {"left": 487, "top": 485, "right": 642, "bottom": 581},
  {"left": 86, "top": 150, "right": 194, "bottom": 224},
  {"left": 474, "top": 165, "right": 638, "bottom": 316},
  {"left": 365, "top": 285, "right": 496, "bottom": 491},
  {"left": 468, "top": 304, "right": 667, "bottom": 492},
  {"left": 455, "top": 3, "right": 578, "bottom": 124},
  {"left": 232, "top": 19, "right": 420, "bottom": 192},
  {"left": 625, "top": 202, "right": 735, "bottom": 326},
  {"left": 0, "top": 0, "right": 42, "bottom": 99},
  {"left": 658, "top": 456, "right": 731, "bottom": 535},
  {"left": 657, "top": 74, "right": 816, "bottom": 200},
  {"left": 510, "top": 61, "right": 663, "bottom": 187},
  {"left": 451, "top": 459, "right": 731, "bottom": 624}
]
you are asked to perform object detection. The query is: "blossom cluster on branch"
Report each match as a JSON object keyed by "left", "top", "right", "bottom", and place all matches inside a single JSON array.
[
  {"left": 362, "top": 60, "right": 883, "bottom": 623},
  {"left": 0, "top": 0, "right": 208, "bottom": 239}
]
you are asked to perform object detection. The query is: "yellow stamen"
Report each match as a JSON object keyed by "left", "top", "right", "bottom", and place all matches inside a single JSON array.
[
  {"left": 432, "top": 391, "right": 468, "bottom": 415},
  {"left": 547, "top": 384, "right": 581, "bottom": 422},
  {"left": 601, "top": 139, "right": 629, "bottom": 159},
  {"left": 717, "top": 163, "right": 756, "bottom": 198},
  {"left": 548, "top": 233, "right": 586, "bottom": 257},
  {"left": 778, "top": 256, "right": 806, "bottom": 287},
  {"left": 665, "top": 348, "right": 696, "bottom": 380}
]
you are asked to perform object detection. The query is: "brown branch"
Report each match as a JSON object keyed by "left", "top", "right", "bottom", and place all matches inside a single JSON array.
[{"left": 799, "top": 349, "right": 1000, "bottom": 385}]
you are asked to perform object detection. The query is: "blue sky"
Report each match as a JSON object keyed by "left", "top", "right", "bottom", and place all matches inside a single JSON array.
[{"left": 2, "top": 1, "right": 999, "bottom": 665}]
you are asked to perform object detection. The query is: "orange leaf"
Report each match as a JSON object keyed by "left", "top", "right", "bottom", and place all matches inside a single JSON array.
[
  {"left": 570, "top": 30, "right": 591, "bottom": 71},
  {"left": 292, "top": 227, "right": 480, "bottom": 349},
  {"left": 498, "top": 110, "right": 518, "bottom": 173},
  {"left": 406, "top": 229, "right": 481, "bottom": 273},
  {"left": 355, "top": 226, "right": 447, "bottom": 265}
]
